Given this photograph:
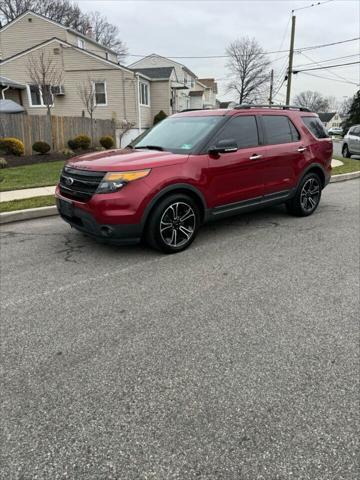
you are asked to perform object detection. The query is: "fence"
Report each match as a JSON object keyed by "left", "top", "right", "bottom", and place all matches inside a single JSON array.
[{"left": 0, "top": 114, "right": 116, "bottom": 155}]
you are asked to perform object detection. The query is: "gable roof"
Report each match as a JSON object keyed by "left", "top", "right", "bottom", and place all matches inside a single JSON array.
[
  {"left": 0, "top": 10, "right": 117, "bottom": 55},
  {"left": 318, "top": 112, "right": 336, "bottom": 122},
  {"left": 129, "top": 53, "right": 197, "bottom": 78},
  {"left": 131, "top": 67, "right": 174, "bottom": 80},
  {"left": 0, "top": 75, "right": 26, "bottom": 89},
  {"left": 0, "top": 37, "right": 133, "bottom": 74},
  {"left": 198, "top": 78, "right": 218, "bottom": 94}
]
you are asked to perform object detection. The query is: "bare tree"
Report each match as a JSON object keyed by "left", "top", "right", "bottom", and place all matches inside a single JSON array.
[
  {"left": 339, "top": 96, "right": 353, "bottom": 115},
  {"left": 226, "top": 37, "right": 271, "bottom": 104},
  {"left": 117, "top": 119, "right": 135, "bottom": 148},
  {"left": 0, "top": 1, "right": 127, "bottom": 60},
  {"left": 26, "top": 50, "right": 62, "bottom": 150},
  {"left": 77, "top": 77, "right": 97, "bottom": 145},
  {"left": 88, "top": 11, "right": 128, "bottom": 61},
  {"left": 293, "top": 91, "right": 330, "bottom": 112},
  {"left": 0, "top": 0, "right": 86, "bottom": 30}
]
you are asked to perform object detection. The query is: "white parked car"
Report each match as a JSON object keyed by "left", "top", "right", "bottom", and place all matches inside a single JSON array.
[
  {"left": 328, "top": 126, "right": 343, "bottom": 135},
  {"left": 342, "top": 125, "right": 360, "bottom": 158}
]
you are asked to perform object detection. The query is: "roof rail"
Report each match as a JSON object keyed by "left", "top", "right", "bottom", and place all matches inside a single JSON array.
[{"left": 234, "top": 104, "right": 312, "bottom": 112}]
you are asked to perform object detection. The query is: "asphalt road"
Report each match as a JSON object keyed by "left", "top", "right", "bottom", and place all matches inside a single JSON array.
[{"left": 1, "top": 180, "right": 359, "bottom": 480}]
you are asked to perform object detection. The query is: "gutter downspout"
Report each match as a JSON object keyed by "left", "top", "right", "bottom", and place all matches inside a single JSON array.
[
  {"left": 135, "top": 73, "right": 142, "bottom": 134},
  {"left": 1, "top": 85, "right": 10, "bottom": 99}
]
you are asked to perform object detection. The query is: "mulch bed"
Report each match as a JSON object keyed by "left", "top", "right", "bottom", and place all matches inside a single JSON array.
[{"left": 3, "top": 150, "right": 95, "bottom": 168}]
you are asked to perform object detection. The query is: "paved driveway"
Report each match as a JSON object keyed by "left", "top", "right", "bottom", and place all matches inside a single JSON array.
[{"left": 1, "top": 180, "right": 359, "bottom": 479}]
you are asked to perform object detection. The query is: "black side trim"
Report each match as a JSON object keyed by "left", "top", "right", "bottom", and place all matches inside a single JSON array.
[{"left": 210, "top": 189, "right": 294, "bottom": 220}]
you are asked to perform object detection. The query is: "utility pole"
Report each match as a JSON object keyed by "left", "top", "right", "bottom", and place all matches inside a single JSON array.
[
  {"left": 269, "top": 69, "right": 274, "bottom": 104},
  {"left": 286, "top": 13, "right": 296, "bottom": 105}
]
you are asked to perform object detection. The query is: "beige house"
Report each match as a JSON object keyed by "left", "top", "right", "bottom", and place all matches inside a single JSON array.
[
  {"left": 0, "top": 10, "right": 152, "bottom": 146},
  {"left": 130, "top": 54, "right": 218, "bottom": 112},
  {"left": 318, "top": 112, "right": 345, "bottom": 130}
]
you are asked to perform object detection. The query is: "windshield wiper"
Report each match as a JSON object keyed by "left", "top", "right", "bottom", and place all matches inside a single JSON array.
[{"left": 135, "top": 145, "right": 164, "bottom": 151}]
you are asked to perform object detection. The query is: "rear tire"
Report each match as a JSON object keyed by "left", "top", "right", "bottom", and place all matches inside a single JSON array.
[
  {"left": 286, "top": 172, "right": 322, "bottom": 217},
  {"left": 145, "top": 194, "right": 200, "bottom": 253},
  {"left": 342, "top": 144, "right": 351, "bottom": 158}
]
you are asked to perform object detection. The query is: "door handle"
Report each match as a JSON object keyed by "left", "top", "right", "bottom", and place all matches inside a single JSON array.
[
  {"left": 249, "top": 154, "right": 262, "bottom": 160},
  {"left": 297, "top": 146, "right": 306, "bottom": 152}
]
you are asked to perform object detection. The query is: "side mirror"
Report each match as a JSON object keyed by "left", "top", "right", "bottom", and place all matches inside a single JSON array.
[{"left": 209, "top": 138, "right": 238, "bottom": 155}]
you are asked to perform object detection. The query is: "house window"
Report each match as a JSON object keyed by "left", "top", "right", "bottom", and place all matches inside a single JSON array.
[
  {"left": 27, "top": 84, "right": 53, "bottom": 107},
  {"left": 190, "top": 78, "right": 195, "bottom": 88},
  {"left": 94, "top": 81, "right": 107, "bottom": 106},
  {"left": 105, "top": 52, "right": 109, "bottom": 60},
  {"left": 77, "top": 37, "right": 85, "bottom": 49},
  {"left": 183, "top": 73, "right": 187, "bottom": 86},
  {"left": 140, "top": 82, "right": 149, "bottom": 106}
]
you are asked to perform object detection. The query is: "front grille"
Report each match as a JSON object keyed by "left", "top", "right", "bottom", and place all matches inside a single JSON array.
[{"left": 59, "top": 166, "right": 105, "bottom": 201}]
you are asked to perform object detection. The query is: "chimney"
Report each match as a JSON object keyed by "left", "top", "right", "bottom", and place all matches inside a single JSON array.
[{"left": 86, "top": 26, "right": 94, "bottom": 39}]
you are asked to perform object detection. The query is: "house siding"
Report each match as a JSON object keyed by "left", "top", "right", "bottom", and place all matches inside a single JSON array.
[
  {"left": 66, "top": 31, "right": 118, "bottom": 62},
  {"left": 0, "top": 13, "right": 66, "bottom": 59},
  {"left": 1, "top": 42, "right": 139, "bottom": 125},
  {"left": 150, "top": 81, "right": 171, "bottom": 118}
]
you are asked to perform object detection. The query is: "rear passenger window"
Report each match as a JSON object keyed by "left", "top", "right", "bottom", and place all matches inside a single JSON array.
[
  {"left": 215, "top": 115, "right": 259, "bottom": 149},
  {"left": 302, "top": 116, "right": 329, "bottom": 139},
  {"left": 262, "top": 115, "right": 299, "bottom": 144}
]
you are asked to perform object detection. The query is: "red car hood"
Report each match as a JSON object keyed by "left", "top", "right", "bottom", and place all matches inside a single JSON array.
[{"left": 66, "top": 148, "right": 188, "bottom": 171}]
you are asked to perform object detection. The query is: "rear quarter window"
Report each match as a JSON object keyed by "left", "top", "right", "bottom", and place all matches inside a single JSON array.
[
  {"left": 262, "top": 115, "right": 300, "bottom": 144},
  {"left": 302, "top": 116, "right": 329, "bottom": 139}
]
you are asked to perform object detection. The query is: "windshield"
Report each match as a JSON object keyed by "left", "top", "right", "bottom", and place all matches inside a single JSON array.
[{"left": 133, "top": 115, "right": 224, "bottom": 154}]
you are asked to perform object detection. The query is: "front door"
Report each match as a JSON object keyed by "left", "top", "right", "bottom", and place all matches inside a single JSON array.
[{"left": 206, "top": 114, "right": 266, "bottom": 208}]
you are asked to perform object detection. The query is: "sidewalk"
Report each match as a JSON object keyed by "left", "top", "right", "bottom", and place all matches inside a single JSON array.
[
  {"left": 0, "top": 185, "right": 56, "bottom": 202},
  {"left": 0, "top": 159, "right": 347, "bottom": 203}
]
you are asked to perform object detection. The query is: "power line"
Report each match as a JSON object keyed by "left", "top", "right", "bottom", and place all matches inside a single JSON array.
[
  {"left": 126, "top": 37, "right": 360, "bottom": 59},
  {"left": 300, "top": 71, "right": 359, "bottom": 86},
  {"left": 294, "top": 61, "right": 360, "bottom": 72},
  {"left": 292, "top": 0, "right": 334, "bottom": 13},
  {"left": 296, "top": 51, "right": 359, "bottom": 85},
  {"left": 293, "top": 53, "right": 359, "bottom": 68}
]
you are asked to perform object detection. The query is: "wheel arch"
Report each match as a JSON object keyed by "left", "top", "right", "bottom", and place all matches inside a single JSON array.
[
  {"left": 141, "top": 184, "right": 208, "bottom": 229},
  {"left": 299, "top": 163, "right": 327, "bottom": 188}
]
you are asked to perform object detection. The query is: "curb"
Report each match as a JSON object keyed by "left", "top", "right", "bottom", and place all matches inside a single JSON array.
[
  {"left": 0, "top": 172, "right": 359, "bottom": 225},
  {"left": 0, "top": 206, "right": 58, "bottom": 225},
  {"left": 330, "top": 171, "right": 360, "bottom": 183}
]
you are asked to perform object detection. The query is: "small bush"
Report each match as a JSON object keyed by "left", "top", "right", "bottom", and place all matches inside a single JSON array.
[
  {"left": 74, "top": 134, "right": 91, "bottom": 150},
  {"left": 0, "top": 157, "right": 8, "bottom": 168},
  {"left": 153, "top": 110, "right": 167, "bottom": 125},
  {"left": 67, "top": 139, "right": 78, "bottom": 150},
  {"left": 0, "top": 137, "right": 25, "bottom": 156},
  {"left": 61, "top": 148, "right": 74, "bottom": 158},
  {"left": 99, "top": 135, "right": 115, "bottom": 149},
  {"left": 33, "top": 141, "right": 51, "bottom": 155},
  {"left": 94, "top": 146, "right": 106, "bottom": 152}
]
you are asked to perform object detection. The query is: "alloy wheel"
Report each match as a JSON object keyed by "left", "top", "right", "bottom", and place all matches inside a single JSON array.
[
  {"left": 160, "top": 202, "right": 196, "bottom": 248},
  {"left": 300, "top": 177, "right": 320, "bottom": 213}
]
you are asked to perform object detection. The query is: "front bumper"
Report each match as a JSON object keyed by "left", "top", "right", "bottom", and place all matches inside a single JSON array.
[{"left": 56, "top": 198, "right": 142, "bottom": 245}]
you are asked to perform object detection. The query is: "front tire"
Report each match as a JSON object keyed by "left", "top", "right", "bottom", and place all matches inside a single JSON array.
[
  {"left": 286, "top": 172, "right": 322, "bottom": 217},
  {"left": 145, "top": 194, "right": 200, "bottom": 253},
  {"left": 342, "top": 144, "right": 351, "bottom": 158}
]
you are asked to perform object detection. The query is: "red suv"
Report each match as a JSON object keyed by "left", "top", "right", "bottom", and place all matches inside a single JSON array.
[{"left": 56, "top": 105, "right": 332, "bottom": 253}]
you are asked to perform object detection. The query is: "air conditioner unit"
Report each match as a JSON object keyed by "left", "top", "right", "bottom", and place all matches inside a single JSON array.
[{"left": 51, "top": 85, "right": 65, "bottom": 96}]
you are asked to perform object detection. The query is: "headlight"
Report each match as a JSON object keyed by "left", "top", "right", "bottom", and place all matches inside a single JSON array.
[{"left": 96, "top": 169, "right": 151, "bottom": 194}]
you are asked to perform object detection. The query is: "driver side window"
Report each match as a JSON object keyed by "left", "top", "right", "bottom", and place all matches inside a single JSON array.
[{"left": 215, "top": 115, "right": 259, "bottom": 149}]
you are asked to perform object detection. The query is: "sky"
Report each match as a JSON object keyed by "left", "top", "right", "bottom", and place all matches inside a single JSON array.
[{"left": 78, "top": 0, "right": 360, "bottom": 104}]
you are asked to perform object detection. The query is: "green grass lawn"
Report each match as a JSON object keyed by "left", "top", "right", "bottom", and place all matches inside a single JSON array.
[
  {"left": 332, "top": 155, "right": 360, "bottom": 175},
  {"left": 0, "top": 195, "right": 55, "bottom": 213},
  {"left": 0, "top": 160, "right": 64, "bottom": 192}
]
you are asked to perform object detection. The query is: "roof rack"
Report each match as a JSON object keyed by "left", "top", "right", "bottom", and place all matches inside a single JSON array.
[{"left": 234, "top": 104, "right": 311, "bottom": 112}]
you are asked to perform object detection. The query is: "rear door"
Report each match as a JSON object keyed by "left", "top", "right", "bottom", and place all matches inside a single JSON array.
[
  {"left": 260, "top": 114, "right": 304, "bottom": 196},
  {"left": 206, "top": 114, "right": 267, "bottom": 207}
]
